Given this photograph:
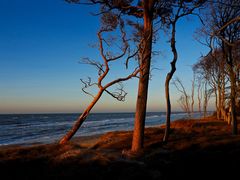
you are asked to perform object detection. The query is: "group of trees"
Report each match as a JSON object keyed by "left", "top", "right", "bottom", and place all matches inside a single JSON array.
[
  {"left": 193, "top": 0, "right": 240, "bottom": 135},
  {"left": 60, "top": 0, "right": 240, "bottom": 153}
]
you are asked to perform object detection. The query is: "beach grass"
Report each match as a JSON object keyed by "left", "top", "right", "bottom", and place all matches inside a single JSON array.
[{"left": 1, "top": 115, "right": 240, "bottom": 180}]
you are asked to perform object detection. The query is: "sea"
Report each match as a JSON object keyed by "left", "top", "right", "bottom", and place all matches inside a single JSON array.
[{"left": 0, "top": 112, "right": 207, "bottom": 146}]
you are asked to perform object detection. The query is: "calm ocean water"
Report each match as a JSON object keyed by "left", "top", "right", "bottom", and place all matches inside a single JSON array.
[{"left": 0, "top": 112, "right": 206, "bottom": 146}]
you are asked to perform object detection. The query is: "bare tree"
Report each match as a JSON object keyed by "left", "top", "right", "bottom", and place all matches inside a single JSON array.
[
  {"left": 161, "top": 0, "right": 206, "bottom": 142},
  {"left": 59, "top": 20, "right": 140, "bottom": 144},
  {"left": 173, "top": 78, "right": 191, "bottom": 118}
]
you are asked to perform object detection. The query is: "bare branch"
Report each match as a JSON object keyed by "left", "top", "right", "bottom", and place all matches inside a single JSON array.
[
  {"left": 192, "top": 12, "right": 205, "bottom": 25},
  {"left": 215, "top": 16, "right": 240, "bottom": 34},
  {"left": 103, "top": 67, "right": 140, "bottom": 89},
  {"left": 172, "top": 78, "right": 185, "bottom": 94},
  {"left": 80, "top": 77, "right": 97, "bottom": 98},
  {"left": 104, "top": 83, "right": 127, "bottom": 101},
  {"left": 173, "top": 77, "right": 192, "bottom": 117},
  {"left": 80, "top": 57, "right": 105, "bottom": 75},
  {"left": 125, "top": 48, "right": 139, "bottom": 69},
  {"left": 107, "top": 21, "right": 129, "bottom": 62}
]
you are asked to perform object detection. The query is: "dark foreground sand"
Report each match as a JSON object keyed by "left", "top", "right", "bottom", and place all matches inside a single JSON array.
[{"left": 1, "top": 116, "right": 240, "bottom": 180}]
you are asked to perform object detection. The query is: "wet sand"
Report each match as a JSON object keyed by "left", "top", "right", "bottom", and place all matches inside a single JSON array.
[{"left": 1, "top": 116, "right": 240, "bottom": 180}]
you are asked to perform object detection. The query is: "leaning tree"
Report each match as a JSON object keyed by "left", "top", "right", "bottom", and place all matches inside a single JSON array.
[
  {"left": 63, "top": 0, "right": 174, "bottom": 153},
  {"left": 59, "top": 15, "right": 140, "bottom": 144},
  {"left": 62, "top": 0, "right": 207, "bottom": 151}
]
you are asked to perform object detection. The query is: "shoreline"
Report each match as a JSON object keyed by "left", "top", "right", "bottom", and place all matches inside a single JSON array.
[
  {"left": 1, "top": 115, "right": 240, "bottom": 179},
  {"left": 0, "top": 112, "right": 209, "bottom": 148},
  {"left": 0, "top": 134, "right": 104, "bottom": 149},
  {"left": 0, "top": 115, "right": 215, "bottom": 150}
]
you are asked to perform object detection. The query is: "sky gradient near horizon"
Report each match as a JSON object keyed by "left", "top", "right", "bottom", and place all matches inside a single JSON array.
[{"left": 0, "top": 0, "right": 212, "bottom": 114}]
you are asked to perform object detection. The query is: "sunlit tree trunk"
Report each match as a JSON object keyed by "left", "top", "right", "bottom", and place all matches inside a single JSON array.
[
  {"left": 191, "top": 75, "right": 195, "bottom": 115},
  {"left": 59, "top": 27, "right": 140, "bottom": 145},
  {"left": 221, "top": 73, "right": 226, "bottom": 108},
  {"left": 227, "top": 47, "right": 238, "bottom": 135},
  {"left": 197, "top": 80, "right": 202, "bottom": 114},
  {"left": 59, "top": 90, "right": 104, "bottom": 144},
  {"left": 213, "top": 84, "right": 219, "bottom": 119},
  {"left": 217, "top": 73, "right": 225, "bottom": 120},
  {"left": 217, "top": 84, "right": 222, "bottom": 119},
  {"left": 203, "top": 81, "right": 208, "bottom": 118},
  {"left": 131, "top": 0, "right": 153, "bottom": 152}
]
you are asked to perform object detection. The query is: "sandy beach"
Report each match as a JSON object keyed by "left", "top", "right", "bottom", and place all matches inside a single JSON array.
[{"left": 1, "top": 116, "right": 240, "bottom": 180}]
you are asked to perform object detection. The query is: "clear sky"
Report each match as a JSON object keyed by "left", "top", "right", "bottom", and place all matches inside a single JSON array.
[{"left": 0, "top": 0, "right": 212, "bottom": 114}]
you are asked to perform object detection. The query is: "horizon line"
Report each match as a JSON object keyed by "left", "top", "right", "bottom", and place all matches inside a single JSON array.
[{"left": 0, "top": 110, "right": 212, "bottom": 115}]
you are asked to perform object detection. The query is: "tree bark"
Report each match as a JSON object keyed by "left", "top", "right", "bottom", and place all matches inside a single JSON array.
[
  {"left": 197, "top": 80, "right": 202, "bottom": 114},
  {"left": 131, "top": 0, "right": 153, "bottom": 152},
  {"left": 230, "top": 73, "right": 237, "bottom": 135},
  {"left": 217, "top": 84, "right": 221, "bottom": 119},
  {"left": 59, "top": 89, "right": 104, "bottom": 144},
  {"left": 227, "top": 47, "right": 238, "bottom": 135},
  {"left": 213, "top": 84, "right": 219, "bottom": 119},
  {"left": 163, "top": 21, "right": 177, "bottom": 143},
  {"left": 191, "top": 76, "right": 195, "bottom": 114},
  {"left": 221, "top": 81, "right": 225, "bottom": 110},
  {"left": 203, "top": 82, "right": 208, "bottom": 118}
]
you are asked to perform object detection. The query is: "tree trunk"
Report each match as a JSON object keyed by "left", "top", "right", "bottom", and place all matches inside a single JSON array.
[
  {"left": 217, "top": 84, "right": 221, "bottom": 119},
  {"left": 221, "top": 72, "right": 226, "bottom": 110},
  {"left": 228, "top": 64, "right": 237, "bottom": 135},
  {"left": 226, "top": 46, "right": 237, "bottom": 135},
  {"left": 163, "top": 21, "right": 177, "bottom": 143},
  {"left": 59, "top": 89, "right": 104, "bottom": 144},
  {"left": 213, "top": 84, "right": 219, "bottom": 119},
  {"left": 197, "top": 81, "right": 202, "bottom": 114},
  {"left": 203, "top": 82, "right": 208, "bottom": 118},
  {"left": 131, "top": 1, "right": 153, "bottom": 152},
  {"left": 191, "top": 76, "right": 195, "bottom": 115}
]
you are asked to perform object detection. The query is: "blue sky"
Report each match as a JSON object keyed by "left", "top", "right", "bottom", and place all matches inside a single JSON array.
[{"left": 0, "top": 0, "right": 211, "bottom": 114}]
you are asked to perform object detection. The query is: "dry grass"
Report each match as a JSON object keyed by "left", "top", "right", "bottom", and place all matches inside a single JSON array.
[{"left": 1, "top": 115, "right": 240, "bottom": 180}]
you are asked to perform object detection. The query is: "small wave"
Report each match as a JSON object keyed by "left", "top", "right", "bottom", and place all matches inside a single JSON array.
[
  {"left": 12, "top": 117, "right": 19, "bottom": 120},
  {"left": 86, "top": 119, "right": 111, "bottom": 124},
  {"left": 171, "top": 112, "right": 188, "bottom": 116},
  {"left": 41, "top": 116, "right": 50, "bottom": 119},
  {"left": 146, "top": 115, "right": 160, "bottom": 119},
  {"left": 85, "top": 117, "right": 133, "bottom": 126}
]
